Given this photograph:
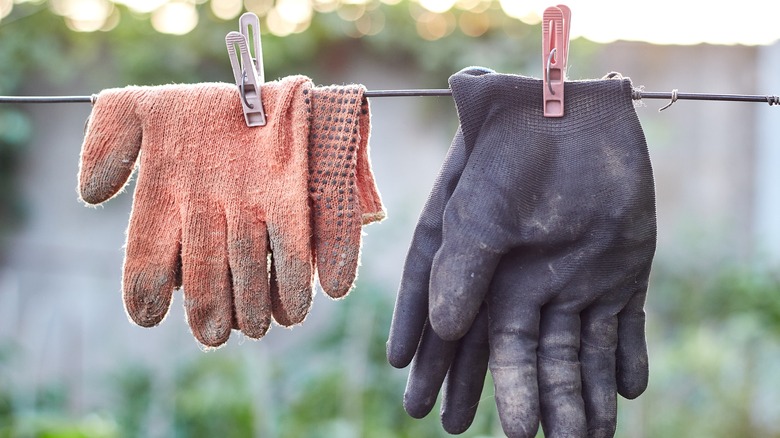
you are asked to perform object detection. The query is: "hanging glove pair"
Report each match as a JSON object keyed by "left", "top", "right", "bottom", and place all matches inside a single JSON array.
[
  {"left": 78, "top": 75, "right": 383, "bottom": 348},
  {"left": 387, "top": 67, "right": 657, "bottom": 437}
]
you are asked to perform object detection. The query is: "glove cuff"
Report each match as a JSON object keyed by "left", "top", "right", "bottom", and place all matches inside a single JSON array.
[{"left": 448, "top": 67, "right": 640, "bottom": 144}]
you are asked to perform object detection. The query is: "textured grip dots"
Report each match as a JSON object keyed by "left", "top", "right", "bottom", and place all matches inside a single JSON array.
[{"left": 307, "top": 85, "right": 378, "bottom": 298}]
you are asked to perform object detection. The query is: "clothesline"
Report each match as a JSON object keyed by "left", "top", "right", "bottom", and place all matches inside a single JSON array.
[{"left": 0, "top": 89, "right": 779, "bottom": 105}]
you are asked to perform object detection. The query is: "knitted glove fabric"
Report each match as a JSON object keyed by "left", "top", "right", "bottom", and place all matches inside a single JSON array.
[
  {"left": 387, "top": 67, "right": 657, "bottom": 437},
  {"left": 308, "top": 85, "right": 384, "bottom": 298},
  {"left": 78, "top": 76, "right": 314, "bottom": 347}
]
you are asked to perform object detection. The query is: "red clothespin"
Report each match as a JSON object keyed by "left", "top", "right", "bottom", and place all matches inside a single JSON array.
[
  {"left": 542, "top": 5, "right": 571, "bottom": 117},
  {"left": 557, "top": 5, "right": 571, "bottom": 65}
]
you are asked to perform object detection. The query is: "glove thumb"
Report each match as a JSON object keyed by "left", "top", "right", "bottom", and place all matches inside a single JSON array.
[{"left": 79, "top": 87, "right": 144, "bottom": 205}]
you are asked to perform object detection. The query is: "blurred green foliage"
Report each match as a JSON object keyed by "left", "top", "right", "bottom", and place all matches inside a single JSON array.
[
  {"left": 2, "top": 261, "right": 780, "bottom": 437},
  {"left": 622, "top": 257, "right": 780, "bottom": 438},
  {"left": 0, "top": 110, "right": 31, "bottom": 234},
  {"left": 0, "top": 283, "right": 504, "bottom": 437},
  {"left": 652, "top": 258, "right": 780, "bottom": 336}
]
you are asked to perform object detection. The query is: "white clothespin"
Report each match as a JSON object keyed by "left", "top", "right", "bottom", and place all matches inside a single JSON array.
[
  {"left": 240, "top": 12, "right": 263, "bottom": 82},
  {"left": 226, "top": 12, "right": 265, "bottom": 127},
  {"left": 542, "top": 5, "right": 571, "bottom": 118}
]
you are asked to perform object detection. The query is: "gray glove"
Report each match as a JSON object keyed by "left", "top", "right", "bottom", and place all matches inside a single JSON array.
[
  {"left": 388, "top": 120, "right": 491, "bottom": 434},
  {"left": 387, "top": 67, "right": 657, "bottom": 437}
]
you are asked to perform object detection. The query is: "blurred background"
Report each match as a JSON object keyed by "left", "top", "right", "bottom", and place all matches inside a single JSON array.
[{"left": 1, "top": 0, "right": 780, "bottom": 437}]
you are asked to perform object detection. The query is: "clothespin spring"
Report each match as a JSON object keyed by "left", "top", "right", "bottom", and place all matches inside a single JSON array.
[{"left": 546, "top": 47, "right": 558, "bottom": 95}]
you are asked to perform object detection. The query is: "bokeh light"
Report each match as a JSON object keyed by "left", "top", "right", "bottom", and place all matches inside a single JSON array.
[
  {"left": 455, "top": 0, "right": 490, "bottom": 12},
  {"left": 243, "top": 0, "right": 272, "bottom": 17},
  {"left": 498, "top": 0, "right": 544, "bottom": 24},
  {"left": 312, "top": 0, "right": 338, "bottom": 13},
  {"left": 5, "top": 0, "right": 779, "bottom": 45},
  {"left": 259, "top": 0, "right": 313, "bottom": 35},
  {"left": 458, "top": 10, "right": 489, "bottom": 37},
  {"left": 354, "top": 9, "right": 384, "bottom": 36},
  {"left": 0, "top": 0, "right": 13, "bottom": 21},
  {"left": 48, "top": 0, "right": 113, "bottom": 31},
  {"left": 265, "top": 5, "right": 296, "bottom": 36},
  {"left": 151, "top": 0, "right": 198, "bottom": 34},
  {"left": 275, "top": 0, "right": 311, "bottom": 24},
  {"left": 418, "top": 0, "right": 455, "bottom": 14},
  {"left": 114, "top": 0, "right": 166, "bottom": 14},
  {"left": 211, "top": 0, "right": 242, "bottom": 20},
  {"left": 336, "top": 3, "right": 364, "bottom": 21},
  {"left": 415, "top": 10, "right": 455, "bottom": 41}
]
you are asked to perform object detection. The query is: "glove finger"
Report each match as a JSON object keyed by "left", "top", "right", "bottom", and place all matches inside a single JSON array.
[
  {"left": 122, "top": 188, "right": 180, "bottom": 328},
  {"left": 537, "top": 305, "right": 587, "bottom": 437},
  {"left": 354, "top": 96, "right": 385, "bottom": 224},
  {"left": 429, "top": 151, "right": 514, "bottom": 341},
  {"left": 429, "top": 238, "right": 502, "bottom": 341},
  {"left": 268, "top": 227, "right": 314, "bottom": 327},
  {"left": 312, "top": 216, "right": 360, "bottom": 299},
  {"left": 79, "top": 88, "right": 143, "bottom": 205},
  {"left": 387, "top": 129, "right": 471, "bottom": 367},
  {"left": 227, "top": 212, "right": 272, "bottom": 339},
  {"left": 309, "top": 85, "right": 365, "bottom": 298},
  {"left": 387, "top": 266, "right": 429, "bottom": 369},
  {"left": 181, "top": 206, "right": 233, "bottom": 347},
  {"left": 441, "top": 302, "right": 490, "bottom": 435},
  {"left": 489, "top": 285, "right": 541, "bottom": 438},
  {"left": 403, "top": 322, "right": 459, "bottom": 419},
  {"left": 616, "top": 271, "right": 651, "bottom": 399},
  {"left": 580, "top": 307, "right": 619, "bottom": 438}
]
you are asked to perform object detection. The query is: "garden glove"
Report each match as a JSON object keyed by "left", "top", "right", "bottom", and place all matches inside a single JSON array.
[
  {"left": 307, "top": 85, "right": 385, "bottom": 298},
  {"left": 79, "top": 76, "right": 314, "bottom": 347},
  {"left": 388, "top": 67, "right": 657, "bottom": 437}
]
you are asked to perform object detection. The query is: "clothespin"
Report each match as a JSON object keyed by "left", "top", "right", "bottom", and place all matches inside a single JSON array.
[
  {"left": 240, "top": 12, "right": 263, "bottom": 84},
  {"left": 557, "top": 5, "right": 571, "bottom": 66},
  {"left": 225, "top": 12, "right": 266, "bottom": 127},
  {"left": 542, "top": 5, "right": 571, "bottom": 118}
]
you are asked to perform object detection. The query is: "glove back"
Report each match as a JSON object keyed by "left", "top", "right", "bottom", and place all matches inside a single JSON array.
[{"left": 79, "top": 76, "right": 314, "bottom": 347}]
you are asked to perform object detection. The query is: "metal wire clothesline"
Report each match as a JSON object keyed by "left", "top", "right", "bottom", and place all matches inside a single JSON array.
[{"left": 0, "top": 89, "right": 778, "bottom": 106}]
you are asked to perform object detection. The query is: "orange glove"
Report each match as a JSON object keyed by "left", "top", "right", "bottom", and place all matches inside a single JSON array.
[
  {"left": 79, "top": 76, "right": 314, "bottom": 347},
  {"left": 307, "top": 84, "right": 384, "bottom": 298}
]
